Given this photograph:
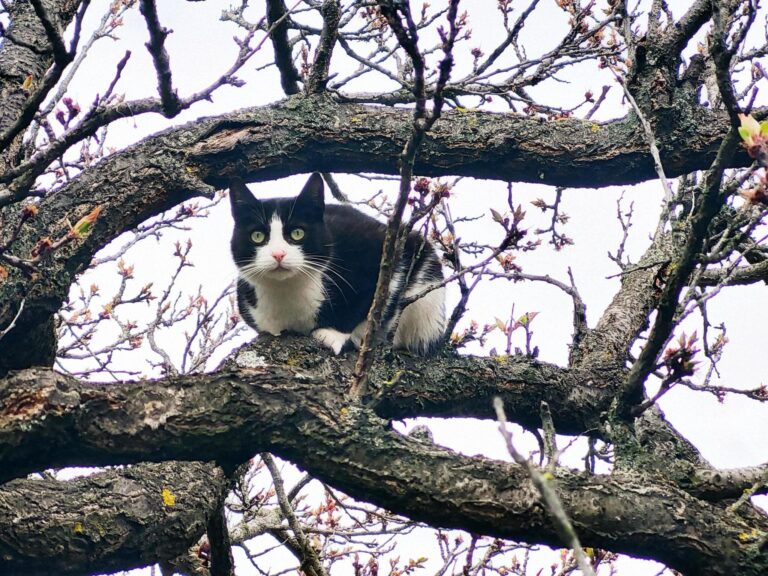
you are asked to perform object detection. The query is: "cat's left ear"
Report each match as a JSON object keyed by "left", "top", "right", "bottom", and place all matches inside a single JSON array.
[{"left": 295, "top": 172, "right": 325, "bottom": 218}]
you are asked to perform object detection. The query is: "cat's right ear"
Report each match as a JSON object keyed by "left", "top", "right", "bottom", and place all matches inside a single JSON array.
[
  {"left": 228, "top": 178, "right": 259, "bottom": 219},
  {"left": 296, "top": 173, "right": 325, "bottom": 218}
]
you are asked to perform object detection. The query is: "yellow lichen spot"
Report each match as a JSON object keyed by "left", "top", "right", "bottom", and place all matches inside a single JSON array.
[
  {"left": 162, "top": 487, "right": 176, "bottom": 507},
  {"left": 21, "top": 74, "right": 34, "bottom": 92},
  {"left": 74, "top": 522, "right": 84, "bottom": 534},
  {"left": 350, "top": 116, "right": 362, "bottom": 124},
  {"left": 384, "top": 370, "right": 405, "bottom": 386},
  {"left": 492, "top": 355, "right": 509, "bottom": 364},
  {"left": 340, "top": 406, "right": 349, "bottom": 418},
  {"left": 591, "top": 123, "right": 600, "bottom": 133},
  {"left": 541, "top": 471, "right": 555, "bottom": 481},
  {"left": 285, "top": 356, "right": 300, "bottom": 366},
  {"left": 737, "top": 528, "right": 761, "bottom": 542}
]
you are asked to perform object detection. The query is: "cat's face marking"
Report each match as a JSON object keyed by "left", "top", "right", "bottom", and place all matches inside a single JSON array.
[
  {"left": 245, "top": 214, "right": 305, "bottom": 281},
  {"left": 230, "top": 175, "right": 329, "bottom": 286}
]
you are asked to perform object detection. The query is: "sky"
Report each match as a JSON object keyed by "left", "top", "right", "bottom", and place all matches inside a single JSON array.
[{"left": 43, "top": 0, "right": 768, "bottom": 574}]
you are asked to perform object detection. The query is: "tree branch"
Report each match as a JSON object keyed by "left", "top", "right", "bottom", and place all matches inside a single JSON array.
[
  {"left": 0, "top": 97, "right": 752, "bottom": 371},
  {"left": 139, "top": 0, "right": 183, "bottom": 117},
  {"left": 0, "top": 0, "right": 82, "bottom": 163},
  {"left": 618, "top": 131, "right": 740, "bottom": 415},
  {"left": 0, "top": 342, "right": 765, "bottom": 576},
  {"left": 0, "top": 461, "right": 228, "bottom": 576},
  {"left": 266, "top": 0, "right": 302, "bottom": 95},
  {"left": 305, "top": 0, "right": 340, "bottom": 94},
  {"left": 689, "top": 462, "right": 768, "bottom": 500},
  {"left": 0, "top": 337, "right": 616, "bottom": 483},
  {"left": 262, "top": 452, "right": 329, "bottom": 576}
]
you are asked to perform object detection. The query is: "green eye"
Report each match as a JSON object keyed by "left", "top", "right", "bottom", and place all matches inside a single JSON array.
[
  {"left": 251, "top": 231, "right": 266, "bottom": 244},
  {"left": 290, "top": 228, "right": 305, "bottom": 241}
]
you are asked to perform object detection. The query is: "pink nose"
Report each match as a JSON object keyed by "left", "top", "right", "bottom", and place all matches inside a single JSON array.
[{"left": 271, "top": 249, "right": 286, "bottom": 263}]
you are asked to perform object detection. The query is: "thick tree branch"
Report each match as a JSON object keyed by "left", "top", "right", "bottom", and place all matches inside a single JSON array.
[
  {"left": 688, "top": 462, "right": 768, "bottom": 500},
  {"left": 699, "top": 259, "right": 768, "bottom": 286},
  {"left": 0, "top": 97, "right": 752, "bottom": 371},
  {"left": 0, "top": 0, "right": 82, "bottom": 167},
  {"left": 0, "top": 341, "right": 766, "bottom": 576},
  {"left": 207, "top": 499, "right": 235, "bottom": 576},
  {"left": 668, "top": 0, "right": 713, "bottom": 54},
  {"left": 569, "top": 231, "right": 674, "bottom": 368},
  {"left": 494, "top": 398, "right": 596, "bottom": 576},
  {"left": 0, "top": 337, "right": 615, "bottom": 482},
  {"left": 0, "top": 461, "right": 228, "bottom": 576}
]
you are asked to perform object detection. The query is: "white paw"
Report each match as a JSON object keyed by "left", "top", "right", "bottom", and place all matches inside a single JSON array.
[{"left": 312, "top": 328, "right": 350, "bottom": 355}]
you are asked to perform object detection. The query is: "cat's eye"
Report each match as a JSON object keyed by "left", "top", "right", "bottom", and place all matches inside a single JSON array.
[
  {"left": 251, "top": 231, "right": 266, "bottom": 244},
  {"left": 290, "top": 228, "right": 305, "bottom": 241}
]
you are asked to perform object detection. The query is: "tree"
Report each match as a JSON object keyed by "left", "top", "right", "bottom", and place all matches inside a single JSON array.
[{"left": 0, "top": 0, "right": 767, "bottom": 575}]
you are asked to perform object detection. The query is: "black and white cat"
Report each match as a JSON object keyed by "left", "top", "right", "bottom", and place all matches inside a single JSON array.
[{"left": 229, "top": 173, "right": 445, "bottom": 355}]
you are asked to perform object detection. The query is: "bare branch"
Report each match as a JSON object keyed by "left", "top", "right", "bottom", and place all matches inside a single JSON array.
[
  {"left": 138, "top": 0, "right": 182, "bottom": 117},
  {"left": 266, "top": 0, "right": 302, "bottom": 95},
  {"left": 351, "top": 0, "right": 460, "bottom": 396},
  {"left": 306, "top": 0, "right": 340, "bottom": 94},
  {"left": 494, "top": 398, "right": 597, "bottom": 576},
  {"left": 262, "top": 453, "right": 329, "bottom": 576}
]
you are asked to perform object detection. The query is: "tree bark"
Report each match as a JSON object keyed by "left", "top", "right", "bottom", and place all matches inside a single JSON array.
[
  {"left": 0, "top": 461, "right": 227, "bottom": 576},
  {"left": 1, "top": 337, "right": 766, "bottom": 576}
]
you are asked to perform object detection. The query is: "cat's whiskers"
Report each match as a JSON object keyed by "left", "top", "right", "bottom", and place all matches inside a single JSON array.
[
  {"left": 303, "top": 256, "right": 356, "bottom": 292},
  {"left": 230, "top": 173, "right": 445, "bottom": 355},
  {"left": 299, "top": 260, "right": 350, "bottom": 300},
  {"left": 237, "top": 260, "right": 278, "bottom": 284},
  {"left": 295, "top": 265, "right": 331, "bottom": 302}
]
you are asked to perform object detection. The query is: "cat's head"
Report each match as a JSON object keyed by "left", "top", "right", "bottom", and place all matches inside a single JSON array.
[{"left": 229, "top": 173, "right": 328, "bottom": 284}]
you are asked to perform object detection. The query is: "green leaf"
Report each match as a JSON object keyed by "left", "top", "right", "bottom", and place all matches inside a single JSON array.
[{"left": 738, "top": 126, "right": 751, "bottom": 142}]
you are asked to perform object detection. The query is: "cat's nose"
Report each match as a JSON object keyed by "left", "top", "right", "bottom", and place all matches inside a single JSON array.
[{"left": 271, "top": 249, "right": 287, "bottom": 263}]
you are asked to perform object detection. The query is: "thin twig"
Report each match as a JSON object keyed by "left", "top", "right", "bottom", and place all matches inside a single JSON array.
[
  {"left": 261, "top": 453, "right": 329, "bottom": 576},
  {"left": 493, "top": 398, "right": 597, "bottom": 576},
  {"left": 350, "top": 0, "right": 460, "bottom": 397}
]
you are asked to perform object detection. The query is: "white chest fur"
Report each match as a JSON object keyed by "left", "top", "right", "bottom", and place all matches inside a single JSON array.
[{"left": 247, "top": 271, "right": 325, "bottom": 335}]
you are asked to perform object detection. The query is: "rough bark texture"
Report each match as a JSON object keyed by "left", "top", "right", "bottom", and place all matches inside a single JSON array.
[
  {"left": 0, "top": 0, "right": 81, "bottom": 172},
  {"left": 0, "top": 337, "right": 766, "bottom": 576},
  {"left": 0, "top": 336, "right": 614, "bottom": 480},
  {"left": 0, "top": 461, "right": 227, "bottom": 576}
]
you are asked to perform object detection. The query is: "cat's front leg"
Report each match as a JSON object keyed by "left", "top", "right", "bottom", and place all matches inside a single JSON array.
[{"left": 312, "top": 328, "right": 351, "bottom": 355}]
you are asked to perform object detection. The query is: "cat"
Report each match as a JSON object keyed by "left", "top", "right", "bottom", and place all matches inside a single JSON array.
[{"left": 229, "top": 173, "right": 445, "bottom": 355}]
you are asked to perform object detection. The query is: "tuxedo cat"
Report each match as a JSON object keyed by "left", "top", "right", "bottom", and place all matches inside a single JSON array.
[{"left": 229, "top": 173, "right": 445, "bottom": 355}]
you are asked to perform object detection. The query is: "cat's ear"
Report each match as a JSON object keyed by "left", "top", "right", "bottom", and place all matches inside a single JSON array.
[
  {"left": 295, "top": 172, "right": 325, "bottom": 218},
  {"left": 228, "top": 178, "right": 259, "bottom": 219}
]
